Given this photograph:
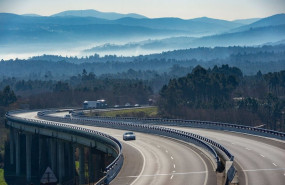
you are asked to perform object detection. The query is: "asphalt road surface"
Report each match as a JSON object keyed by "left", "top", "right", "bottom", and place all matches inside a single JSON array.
[{"left": 163, "top": 126, "right": 285, "bottom": 185}]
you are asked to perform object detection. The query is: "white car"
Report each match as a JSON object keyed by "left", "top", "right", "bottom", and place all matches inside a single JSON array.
[
  {"left": 64, "top": 114, "right": 71, "bottom": 118},
  {"left": 123, "top": 132, "right": 136, "bottom": 141}
]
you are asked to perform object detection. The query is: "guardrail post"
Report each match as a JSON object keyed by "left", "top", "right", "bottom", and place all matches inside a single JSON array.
[
  {"left": 15, "top": 130, "right": 21, "bottom": 176},
  {"left": 79, "top": 146, "right": 85, "bottom": 185},
  {"left": 26, "top": 133, "right": 32, "bottom": 183}
]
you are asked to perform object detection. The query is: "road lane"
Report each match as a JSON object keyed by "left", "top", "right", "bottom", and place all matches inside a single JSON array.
[{"left": 164, "top": 126, "right": 285, "bottom": 185}]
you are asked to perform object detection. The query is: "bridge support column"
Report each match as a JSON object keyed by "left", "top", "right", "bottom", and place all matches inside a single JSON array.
[
  {"left": 70, "top": 144, "right": 76, "bottom": 180},
  {"left": 79, "top": 146, "right": 85, "bottom": 185},
  {"left": 67, "top": 144, "right": 75, "bottom": 180},
  {"left": 94, "top": 151, "right": 103, "bottom": 181},
  {"left": 88, "top": 148, "right": 95, "bottom": 183},
  {"left": 38, "top": 136, "right": 43, "bottom": 175},
  {"left": 26, "top": 134, "right": 32, "bottom": 183},
  {"left": 58, "top": 141, "right": 64, "bottom": 184},
  {"left": 50, "top": 139, "right": 57, "bottom": 174},
  {"left": 9, "top": 128, "right": 14, "bottom": 165},
  {"left": 15, "top": 131, "right": 20, "bottom": 176}
]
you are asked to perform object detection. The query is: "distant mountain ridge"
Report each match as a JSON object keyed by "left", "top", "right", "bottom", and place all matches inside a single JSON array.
[
  {"left": 0, "top": 10, "right": 285, "bottom": 59},
  {"left": 233, "top": 18, "right": 261, "bottom": 25},
  {"left": 52, "top": 9, "right": 147, "bottom": 20},
  {"left": 83, "top": 24, "right": 285, "bottom": 55},
  {"left": 231, "top": 14, "right": 285, "bottom": 33}
]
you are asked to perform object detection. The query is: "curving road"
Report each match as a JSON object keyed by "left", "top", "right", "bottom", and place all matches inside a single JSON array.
[
  {"left": 14, "top": 110, "right": 285, "bottom": 185},
  {"left": 11, "top": 111, "right": 216, "bottom": 185},
  {"left": 162, "top": 126, "right": 285, "bottom": 185}
]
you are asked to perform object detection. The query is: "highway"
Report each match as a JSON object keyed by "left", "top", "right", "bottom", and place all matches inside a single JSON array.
[
  {"left": 163, "top": 126, "right": 285, "bottom": 185},
  {"left": 12, "top": 111, "right": 216, "bottom": 185},
  {"left": 12, "top": 110, "right": 285, "bottom": 185}
]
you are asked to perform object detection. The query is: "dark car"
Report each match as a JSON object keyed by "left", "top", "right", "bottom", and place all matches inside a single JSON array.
[{"left": 123, "top": 132, "right": 136, "bottom": 141}]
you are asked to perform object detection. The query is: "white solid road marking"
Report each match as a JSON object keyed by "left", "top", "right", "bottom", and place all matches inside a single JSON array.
[
  {"left": 243, "top": 168, "right": 285, "bottom": 172},
  {"left": 259, "top": 154, "right": 265, "bottom": 158},
  {"left": 173, "top": 164, "right": 176, "bottom": 168},
  {"left": 171, "top": 156, "right": 174, "bottom": 160},
  {"left": 128, "top": 142, "right": 146, "bottom": 185},
  {"left": 126, "top": 171, "right": 208, "bottom": 178},
  {"left": 272, "top": 163, "right": 277, "bottom": 167}
]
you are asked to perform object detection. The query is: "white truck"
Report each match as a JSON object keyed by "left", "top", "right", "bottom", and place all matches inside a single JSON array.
[{"left": 83, "top": 100, "right": 106, "bottom": 109}]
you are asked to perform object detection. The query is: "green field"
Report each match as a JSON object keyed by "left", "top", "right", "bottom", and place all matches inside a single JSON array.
[
  {"left": 92, "top": 107, "right": 158, "bottom": 118},
  {"left": 0, "top": 169, "right": 7, "bottom": 185}
]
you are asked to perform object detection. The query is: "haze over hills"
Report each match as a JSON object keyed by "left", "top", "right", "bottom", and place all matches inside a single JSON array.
[
  {"left": 84, "top": 14, "right": 285, "bottom": 56},
  {"left": 230, "top": 13, "right": 285, "bottom": 33},
  {"left": 232, "top": 18, "right": 261, "bottom": 25},
  {"left": 112, "top": 17, "right": 243, "bottom": 35},
  {"left": 0, "top": 9, "right": 284, "bottom": 59},
  {"left": 52, "top": 9, "right": 147, "bottom": 20}
]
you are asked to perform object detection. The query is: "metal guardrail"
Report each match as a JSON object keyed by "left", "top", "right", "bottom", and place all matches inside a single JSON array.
[
  {"left": 5, "top": 111, "right": 123, "bottom": 185},
  {"left": 38, "top": 111, "right": 231, "bottom": 172},
  {"left": 84, "top": 115, "right": 285, "bottom": 140},
  {"left": 33, "top": 109, "right": 240, "bottom": 184}
]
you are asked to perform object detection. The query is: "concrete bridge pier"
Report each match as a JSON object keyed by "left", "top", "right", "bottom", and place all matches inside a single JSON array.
[
  {"left": 94, "top": 151, "right": 104, "bottom": 181},
  {"left": 6, "top": 120, "right": 112, "bottom": 185},
  {"left": 88, "top": 148, "right": 95, "bottom": 183},
  {"left": 26, "top": 133, "right": 32, "bottom": 183},
  {"left": 58, "top": 141, "right": 64, "bottom": 184},
  {"left": 50, "top": 138, "right": 57, "bottom": 174},
  {"left": 15, "top": 130, "right": 21, "bottom": 176},
  {"left": 66, "top": 144, "right": 75, "bottom": 181},
  {"left": 79, "top": 146, "right": 85, "bottom": 185},
  {"left": 71, "top": 144, "right": 76, "bottom": 179},
  {"left": 9, "top": 127, "right": 14, "bottom": 165},
  {"left": 38, "top": 136, "right": 43, "bottom": 174}
]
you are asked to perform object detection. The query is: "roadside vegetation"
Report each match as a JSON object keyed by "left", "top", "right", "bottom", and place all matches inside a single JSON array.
[
  {"left": 89, "top": 107, "right": 158, "bottom": 118},
  {"left": 158, "top": 65, "right": 285, "bottom": 131},
  {"left": 0, "top": 168, "right": 7, "bottom": 185}
]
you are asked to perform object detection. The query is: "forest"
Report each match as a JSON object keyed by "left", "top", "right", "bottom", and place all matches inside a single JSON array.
[
  {"left": 158, "top": 65, "right": 285, "bottom": 131},
  {"left": 0, "top": 64, "right": 284, "bottom": 132},
  {"left": 0, "top": 45, "right": 285, "bottom": 81}
]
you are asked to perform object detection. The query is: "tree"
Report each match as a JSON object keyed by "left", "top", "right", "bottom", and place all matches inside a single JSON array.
[
  {"left": 53, "top": 82, "right": 70, "bottom": 92},
  {"left": 0, "top": 86, "right": 17, "bottom": 106}
]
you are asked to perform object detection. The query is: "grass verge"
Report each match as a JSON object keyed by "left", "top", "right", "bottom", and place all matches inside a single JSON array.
[
  {"left": 0, "top": 169, "right": 7, "bottom": 185},
  {"left": 93, "top": 107, "right": 158, "bottom": 118}
]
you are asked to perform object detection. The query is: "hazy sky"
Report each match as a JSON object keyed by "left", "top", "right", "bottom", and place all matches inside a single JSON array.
[{"left": 0, "top": 0, "right": 285, "bottom": 20}]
